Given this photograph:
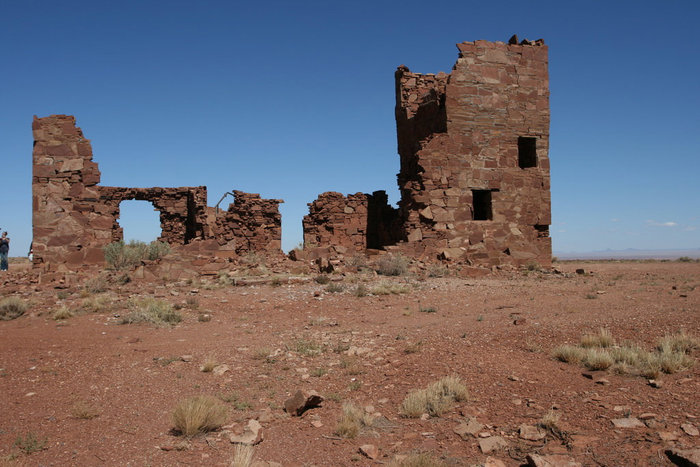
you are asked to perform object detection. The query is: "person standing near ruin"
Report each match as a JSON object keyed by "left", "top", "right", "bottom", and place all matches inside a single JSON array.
[{"left": 0, "top": 232, "right": 10, "bottom": 271}]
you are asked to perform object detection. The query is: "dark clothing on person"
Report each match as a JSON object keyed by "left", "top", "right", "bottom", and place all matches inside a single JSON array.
[{"left": 0, "top": 236, "right": 9, "bottom": 271}]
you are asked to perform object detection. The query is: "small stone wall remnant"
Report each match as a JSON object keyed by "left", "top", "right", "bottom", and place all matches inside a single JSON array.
[
  {"left": 303, "top": 191, "right": 399, "bottom": 254},
  {"left": 210, "top": 191, "right": 283, "bottom": 254}
]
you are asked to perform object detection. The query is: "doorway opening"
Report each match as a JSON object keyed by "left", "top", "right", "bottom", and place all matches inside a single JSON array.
[{"left": 118, "top": 200, "right": 162, "bottom": 244}]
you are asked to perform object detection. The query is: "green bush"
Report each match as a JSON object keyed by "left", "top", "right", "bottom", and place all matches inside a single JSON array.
[{"left": 103, "top": 240, "right": 170, "bottom": 270}]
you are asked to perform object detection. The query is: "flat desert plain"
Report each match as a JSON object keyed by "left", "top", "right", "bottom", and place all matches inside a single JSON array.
[{"left": 0, "top": 260, "right": 698, "bottom": 466}]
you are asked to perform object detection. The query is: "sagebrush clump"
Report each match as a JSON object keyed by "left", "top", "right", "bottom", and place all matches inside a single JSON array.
[
  {"left": 335, "top": 402, "right": 373, "bottom": 438},
  {"left": 120, "top": 298, "right": 181, "bottom": 325},
  {"left": 104, "top": 240, "right": 170, "bottom": 270},
  {"left": 0, "top": 297, "right": 28, "bottom": 320},
  {"left": 376, "top": 254, "right": 409, "bottom": 276}
]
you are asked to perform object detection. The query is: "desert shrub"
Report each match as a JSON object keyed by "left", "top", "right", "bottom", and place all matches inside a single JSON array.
[
  {"left": 52, "top": 307, "right": 74, "bottom": 320},
  {"left": 325, "top": 283, "right": 344, "bottom": 293},
  {"left": 538, "top": 409, "right": 560, "bottom": 431},
  {"left": 314, "top": 275, "right": 330, "bottom": 285},
  {"left": 172, "top": 395, "right": 227, "bottom": 437},
  {"left": 580, "top": 328, "right": 614, "bottom": 348},
  {"left": 427, "top": 264, "right": 449, "bottom": 278},
  {"left": 147, "top": 241, "right": 170, "bottom": 260},
  {"left": 120, "top": 298, "right": 181, "bottom": 325},
  {"left": 376, "top": 254, "right": 409, "bottom": 276},
  {"left": 0, "top": 297, "right": 27, "bottom": 320},
  {"left": 200, "top": 357, "right": 218, "bottom": 373},
  {"left": 80, "top": 295, "right": 112, "bottom": 313},
  {"left": 71, "top": 401, "right": 100, "bottom": 420},
  {"left": 554, "top": 330, "right": 697, "bottom": 378},
  {"left": 657, "top": 330, "right": 699, "bottom": 354},
  {"left": 552, "top": 345, "right": 586, "bottom": 364},
  {"left": 388, "top": 452, "right": 448, "bottom": 467},
  {"left": 400, "top": 376, "right": 468, "bottom": 418},
  {"left": 230, "top": 444, "right": 255, "bottom": 467},
  {"left": 290, "top": 338, "right": 323, "bottom": 356},
  {"left": 370, "top": 281, "right": 410, "bottom": 295},
  {"left": 14, "top": 432, "right": 47, "bottom": 455},
  {"left": 83, "top": 274, "right": 108, "bottom": 294},
  {"left": 104, "top": 240, "right": 170, "bottom": 270},
  {"left": 335, "top": 402, "right": 373, "bottom": 438},
  {"left": 582, "top": 349, "right": 614, "bottom": 370},
  {"left": 353, "top": 284, "right": 369, "bottom": 297}
]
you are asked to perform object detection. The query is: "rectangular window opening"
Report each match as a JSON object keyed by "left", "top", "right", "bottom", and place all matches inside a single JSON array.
[
  {"left": 518, "top": 136, "right": 538, "bottom": 168},
  {"left": 472, "top": 190, "right": 492, "bottom": 221}
]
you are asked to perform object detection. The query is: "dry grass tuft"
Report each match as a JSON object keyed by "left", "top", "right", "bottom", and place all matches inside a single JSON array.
[
  {"left": 388, "top": 452, "right": 448, "bottom": 467},
  {"left": 370, "top": 281, "right": 411, "bottom": 295},
  {"left": 657, "top": 330, "right": 699, "bottom": 354},
  {"left": 376, "top": 254, "right": 409, "bottom": 276},
  {"left": 71, "top": 401, "right": 100, "bottom": 420},
  {"left": 200, "top": 357, "right": 218, "bottom": 373},
  {"left": 335, "top": 402, "right": 373, "bottom": 438},
  {"left": 229, "top": 444, "right": 255, "bottom": 467},
  {"left": 0, "top": 297, "right": 28, "bottom": 321},
  {"left": 582, "top": 348, "right": 614, "bottom": 370},
  {"left": 172, "top": 395, "right": 228, "bottom": 437},
  {"left": 552, "top": 345, "right": 585, "bottom": 364},
  {"left": 400, "top": 376, "right": 469, "bottom": 418},
  {"left": 80, "top": 295, "right": 112, "bottom": 313},
  {"left": 554, "top": 329, "right": 697, "bottom": 378},
  {"left": 580, "top": 328, "right": 614, "bottom": 348},
  {"left": 52, "top": 307, "right": 74, "bottom": 321},
  {"left": 121, "top": 298, "right": 181, "bottom": 326}
]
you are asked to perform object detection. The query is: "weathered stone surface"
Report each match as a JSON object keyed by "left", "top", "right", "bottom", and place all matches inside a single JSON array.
[
  {"left": 666, "top": 448, "right": 700, "bottom": 467},
  {"left": 32, "top": 115, "right": 283, "bottom": 271},
  {"left": 453, "top": 417, "right": 483, "bottom": 439},
  {"left": 479, "top": 436, "right": 508, "bottom": 454},
  {"left": 527, "top": 454, "right": 582, "bottom": 467},
  {"left": 519, "top": 424, "right": 547, "bottom": 441},
  {"left": 228, "top": 419, "right": 263, "bottom": 445},
  {"left": 611, "top": 417, "right": 645, "bottom": 429},
  {"left": 359, "top": 444, "right": 379, "bottom": 459},
  {"left": 300, "top": 38, "right": 551, "bottom": 268},
  {"left": 283, "top": 390, "right": 323, "bottom": 416}
]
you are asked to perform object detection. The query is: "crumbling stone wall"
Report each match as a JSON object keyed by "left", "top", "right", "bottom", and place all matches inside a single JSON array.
[
  {"left": 393, "top": 37, "right": 551, "bottom": 266},
  {"left": 209, "top": 191, "right": 283, "bottom": 254},
  {"left": 32, "top": 115, "right": 283, "bottom": 270},
  {"left": 303, "top": 191, "right": 399, "bottom": 254},
  {"left": 301, "top": 36, "right": 551, "bottom": 267}
]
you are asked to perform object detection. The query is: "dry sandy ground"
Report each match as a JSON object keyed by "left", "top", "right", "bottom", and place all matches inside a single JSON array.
[{"left": 0, "top": 261, "right": 698, "bottom": 466}]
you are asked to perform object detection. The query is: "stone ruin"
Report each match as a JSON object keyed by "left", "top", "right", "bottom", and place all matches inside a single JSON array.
[
  {"left": 31, "top": 36, "right": 551, "bottom": 273},
  {"left": 303, "top": 36, "right": 551, "bottom": 268},
  {"left": 32, "top": 115, "right": 282, "bottom": 272}
]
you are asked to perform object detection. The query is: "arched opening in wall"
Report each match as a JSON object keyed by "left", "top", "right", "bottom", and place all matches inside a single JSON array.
[{"left": 118, "top": 200, "right": 162, "bottom": 244}]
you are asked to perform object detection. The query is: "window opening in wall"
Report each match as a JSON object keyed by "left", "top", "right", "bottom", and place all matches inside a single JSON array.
[
  {"left": 118, "top": 200, "right": 162, "bottom": 243},
  {"left": 472, "top": 190, "right": 493, "bottom": 221},
  {"left": 518, "top": 136, "right": 537, "bottom": 168}
]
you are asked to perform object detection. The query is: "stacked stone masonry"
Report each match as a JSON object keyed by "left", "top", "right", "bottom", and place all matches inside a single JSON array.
[
  {"left": 304, "top": 36, "right": 551, "bottom": 267},
  {"left": 32, "top": 115, "right": 283, "bottom": 270},
  {"left": 31, "top": 36, "right": 551, "bottom": 271}
]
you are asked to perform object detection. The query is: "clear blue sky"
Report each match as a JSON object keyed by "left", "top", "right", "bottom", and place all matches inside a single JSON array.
[{"left": 2, "top": 0, "right": 698, "bottom": 257}]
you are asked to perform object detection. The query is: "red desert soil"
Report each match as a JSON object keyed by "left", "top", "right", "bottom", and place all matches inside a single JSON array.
[{"left": 0, "top": 261, "right": 698, "bottom": 466}]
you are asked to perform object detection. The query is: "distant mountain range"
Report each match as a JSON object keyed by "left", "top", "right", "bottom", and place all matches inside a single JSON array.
[{"left": 554, "top": 248, "right": 700, "bottom": 260}]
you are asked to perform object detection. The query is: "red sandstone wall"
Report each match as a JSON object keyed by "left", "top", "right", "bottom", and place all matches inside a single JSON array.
[
  {"left": 393, "top": 38, "right": 552, "bottom": 266},
  {"left": 210, "top": 191, "right": 283, "bottom": 255},
  {"left": 32, "top": 115, "right": 282, "bottom": 270}
]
